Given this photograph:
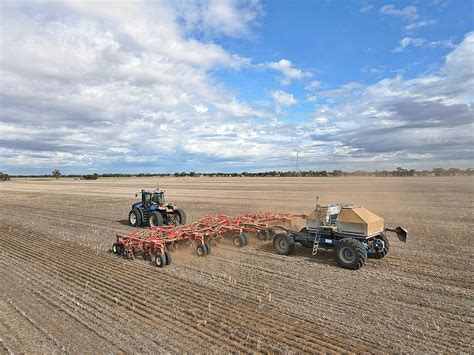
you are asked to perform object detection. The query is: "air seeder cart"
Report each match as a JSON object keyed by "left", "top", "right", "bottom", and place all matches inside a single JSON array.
[{"left": 272, "top": 202, "right": 407, "bottom": 269}]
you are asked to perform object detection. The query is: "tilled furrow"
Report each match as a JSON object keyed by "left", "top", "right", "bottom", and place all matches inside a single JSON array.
[
  {"left": 0, "top": 297, "right": 62, "bottom": 354},
  {"left": 1, "top": 235, "right": 259, "bottom": 353},
  {"left": 35, "top": 236, "right": 359, "bottom": 353},
  {"left": 178, "top": 256, "right": 465, "bottom": 352},
  {"left": 1, "top": 229, "right": 362, "bottom": 353},
  {"left": 1, "top": 258, "right": 174, "bottom": 353}
]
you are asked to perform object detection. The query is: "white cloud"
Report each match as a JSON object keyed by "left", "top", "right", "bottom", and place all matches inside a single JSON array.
[
  {"left": 174, "top": 0, "right": 264, "bottom": 38},
  {"left": 305, "top": 80, "right": 322, "bottom": 90},
  {"left": 306, "top": 95, "right": 318, "bottom": 102},
  {"left": 313, "top": 107, "right": 330, "bottom": 125},
  {"left": 265, "top": 59, "right": 312, "bottom": 85},
  {"left": 393, "top": 37, "right": 426, "bottom": 52},
  {"left": 270, "top": 90, "right": 297, "bottom": 113},
  {"left": 0, "top": 0, "right": 279, "bottom": 173},
  {"left": 0, "top": 1, "right": 472, "bottom": 173},
  {"left": 360, "top": 4, "right": 373, "bottom": 13},
  {"left": 194, "top": 104, "right": 209, "bottom": 113},
  {"left": 380, "top": 4, "right": 418, "bottom": 20},
  {"left": 318, "top": 82, "right": 363, "bottom": 98},
  {"left": 304, "top": 32, "right": 474, "bottom": 168},
  {"left": 405, "top": 20, "right": 437, "bottom": 31},
  {"left": 393, "top": 36, "right": 456, "bottom": 52},
  {"left": 271, "top": 90, "right": 296, "bottom": 105},
  {"left": 429, "top": 39, "right": 456, "bottom": 49}
]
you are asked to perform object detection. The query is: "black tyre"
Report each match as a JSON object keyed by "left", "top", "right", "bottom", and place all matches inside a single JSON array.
[
  {"left": 242, "top": 233, "right": 249, "bottom": 246},
  {"left": 149, "top": 211, "right": 164, "bottom": 227},
  {"left": 155, "top": 253, "right": 166, "bottom": 268},
  {"left": 273, "top": 233, "right": 295, "bottom": 255},
  {"left": 196, "top": 244, "right": 207, "bottom": 256},
  {"left": 368, "top": 234, "right": 390, "bottom": 259},
  {"left": 232, "top": 233, "right": 246, "bottom": 247},
  {"left": 112, "top": 242, "right": 122, "bottom": 254},
  {"left": 334, "top": 238, "right": 367, "bottom": 270},
  {"left": 204, "top": 241, "right": 212, "bottom": 255},
  {"left": 174, "top": 208, "right": 187, "bottom": 225},
  {"left": 299, "top": 228, "right": 311, "bottom": 248},
  {"left": 128, "top": 209, "right": 141, "bottom": 227},
  {"left": 164, "top": 251, "right": 172, "bottom": 265}
]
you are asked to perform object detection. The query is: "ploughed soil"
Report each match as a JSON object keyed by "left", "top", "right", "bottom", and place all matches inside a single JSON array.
[{"left": 0, "top": 177, "right": 472, "bottom": 353}]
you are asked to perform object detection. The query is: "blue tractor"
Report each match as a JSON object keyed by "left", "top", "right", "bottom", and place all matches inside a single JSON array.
[{"left": 128, "top": 189, "right": 186, "bottom": 227}]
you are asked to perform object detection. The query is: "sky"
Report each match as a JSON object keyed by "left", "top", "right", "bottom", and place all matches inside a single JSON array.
[{"left": 0, "top": 0, "right": 473, "bottom": 175}]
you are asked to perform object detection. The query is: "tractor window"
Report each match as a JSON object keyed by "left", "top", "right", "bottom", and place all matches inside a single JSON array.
[
  {"left": 152, "top": 193, "right": 163, "bottom": 204},
  {"left": 143, "top": 193, "right": 152, "bottom": 205}
]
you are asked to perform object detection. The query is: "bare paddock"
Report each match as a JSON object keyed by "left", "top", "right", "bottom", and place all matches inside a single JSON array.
[{"left": 0, "top": 177, "right": 472, "bottom": 353}]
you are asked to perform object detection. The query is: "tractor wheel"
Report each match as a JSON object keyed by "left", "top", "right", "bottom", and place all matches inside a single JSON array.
[
  {"left": 164, "top": 251, "right": 172, "bottom": 265},
  {"left": 128, "top": 209, "right": 141, "bottom": 227},
  {"left": 154, "top": 253, "right": 166, "bottom": 268},
  {"left": 232, "top": 234, "right": 246, "bottom": 247},
  {"left": 273, "top": 233, "right": 295, "bottom": 255},
  {"left": 204, "top": 241, "right": 212, "bottom": 255},
  {"left": 334, "top": 238, "right": 367, "bottom": 270},
  {"left": 196, "top": 244, "right": 207, "bottom": 256},
  {"left": 149, "top": 212, "right": 164, "bottom": 227},
  {"left": 368, "top": 234, "right": 390, "bottom": 259},
  {"left": 112, "top": 242, "right": 122, "bottom": 254},
  {"left": 174, "top": 208, "right": 187, "bottom": 225}
]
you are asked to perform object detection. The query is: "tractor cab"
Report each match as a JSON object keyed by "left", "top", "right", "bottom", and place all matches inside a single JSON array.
[{"left": 141, "top": 190, "right": 164, "bottom": 206}]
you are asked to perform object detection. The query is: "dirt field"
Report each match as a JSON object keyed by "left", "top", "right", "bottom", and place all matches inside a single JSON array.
[{"left": 0, "top": 177, "right": 472, "bottom": 353}]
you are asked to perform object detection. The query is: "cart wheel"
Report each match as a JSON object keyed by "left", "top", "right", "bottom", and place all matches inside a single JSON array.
[
  {"left": 164, "top": 251, "right": 172, "bottom": 265},
  {"left": 204, "top": 241, "right": 212, "bottom": 255},
  {"left": 273, "top": 233, "right": 295, "bottom": 255},
  {"left": 155, "top": 253, "right": 166, "bottom": 268},
  {"left": 112, "top": 242, "right": 120, "bottom": 254},
  {"left": 233, "top": 234, "right": 246, "bottom": 247},
  {"left": 242, "top": 233, "right": 249, "bottom": 246},
  {"left": 334, "top": 238, "right": 367, "bottom": 270},
  {"left": 196, "top": 244, "right": 207, "bottom": 256}
]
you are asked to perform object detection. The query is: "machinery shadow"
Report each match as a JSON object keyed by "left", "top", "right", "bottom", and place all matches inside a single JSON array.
[
  {"left": 254, "top": 241, "right": 337, "bottom": 267},
  {"left": 116, "top": 219, "right": 132, "bottom": 226}
]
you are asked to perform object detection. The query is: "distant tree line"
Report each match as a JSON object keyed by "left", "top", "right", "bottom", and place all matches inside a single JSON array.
[
  {"left": 2, "top": 167, "right": 472, "bottom": 180},
  {"left": 82, "top": 173, "right": 99, "bottom": 180},
  {"left": 0, "top": 172, "right": 10, "bottom": 181}
]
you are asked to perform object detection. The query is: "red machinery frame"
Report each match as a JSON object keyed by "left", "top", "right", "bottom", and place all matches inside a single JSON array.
[{"left": 113, "top": 211, "right": 299, "bottom": 268}]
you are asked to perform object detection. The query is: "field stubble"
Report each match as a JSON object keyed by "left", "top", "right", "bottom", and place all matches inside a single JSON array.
[{"left": 0, "top": 177, "right": 472, "bottom": 353}]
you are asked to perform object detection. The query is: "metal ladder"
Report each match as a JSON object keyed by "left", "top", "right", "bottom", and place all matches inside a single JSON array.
[{"left": 312, "top": 232, "right": 321, "bottom": 256}]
